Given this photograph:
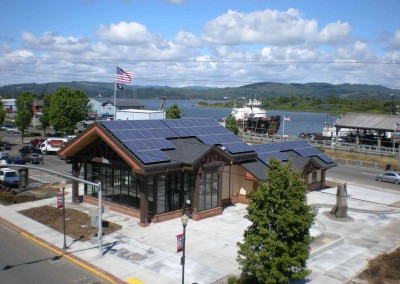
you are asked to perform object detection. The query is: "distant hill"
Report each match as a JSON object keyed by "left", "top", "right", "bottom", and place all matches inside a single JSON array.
[{"left": 1, "top": 81, "right": 399, "bottom": 100}]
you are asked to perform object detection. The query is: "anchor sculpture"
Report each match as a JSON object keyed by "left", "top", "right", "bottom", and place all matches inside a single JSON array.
[{"left": 330, "top": 184, "right": 348, "bottom": 218}]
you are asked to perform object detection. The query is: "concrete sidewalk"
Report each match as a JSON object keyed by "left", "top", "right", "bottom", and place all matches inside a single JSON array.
[{"left": 1, "top": 180, "right": 400, "bottom": 284}]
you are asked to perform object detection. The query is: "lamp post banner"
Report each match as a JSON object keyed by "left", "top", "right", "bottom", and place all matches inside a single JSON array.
[{"left": 177, "top": 233, "right": 184, "bottom": 252}]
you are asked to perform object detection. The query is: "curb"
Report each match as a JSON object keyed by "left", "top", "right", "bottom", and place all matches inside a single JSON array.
[{"left": 0, "top": 216, "right": 126, "bottom": 284}]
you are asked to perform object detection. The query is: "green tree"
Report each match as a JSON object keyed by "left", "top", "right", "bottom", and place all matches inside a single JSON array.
[
  {"left": 15, "top": 92, "right": 34, "bottom": 143},
  {"left": 166, "top": 103, "right": 182, "bottom": 119},
  {"left": 0, "top": 101, "right": 6, "bottom": 127},
  {"left": 39, "top": 94, "right": 51, "bottom": 135},
  {"left": 237, "top": 159, "right": 316, "bottom": 284},
  {"left": 225, "top": 114, "right": 239, "bottom": 135},
  {"left": 49, "top": 87, "right": 90, "bottom": 135}
]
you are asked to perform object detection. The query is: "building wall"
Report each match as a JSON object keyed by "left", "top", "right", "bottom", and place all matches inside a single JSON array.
[
  {"left": 221, "top": 164, "right": 255, "bottom": 205},
  {"left": 116, "top": 109, "right": 166, "bottom": 120}
]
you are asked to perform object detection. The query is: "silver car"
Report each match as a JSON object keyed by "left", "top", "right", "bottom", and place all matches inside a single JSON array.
[{"left": 376, "top": 171, "right": 400, "bottom": 184}]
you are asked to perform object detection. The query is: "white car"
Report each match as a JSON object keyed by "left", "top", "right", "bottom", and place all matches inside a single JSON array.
[
  {"left": 376, "top": 171, "right": 400, "bottom": 184},
  {"left": 5, "top": 127, "right": 21, "bottom": 134},
  {"left": 0, "top": 168, "right": 19, "bottom": 187}
]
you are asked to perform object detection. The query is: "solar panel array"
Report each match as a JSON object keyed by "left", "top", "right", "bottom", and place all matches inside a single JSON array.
[
  {"left": 100, "top": 118, "right": 254, "bottom": 165},
  {"left": 163, "top": 119, "right": 254, "bottom": 154},
  {"left": 251, "top": 140, "right": 334, "bottom": 165},
  {"left": 100, "top": 120, "right": 178, "bottom": 164}
]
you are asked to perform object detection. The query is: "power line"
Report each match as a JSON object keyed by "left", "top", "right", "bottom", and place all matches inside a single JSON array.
[{"left": 2, "top": 55, "right": 400, "bottom": 65}]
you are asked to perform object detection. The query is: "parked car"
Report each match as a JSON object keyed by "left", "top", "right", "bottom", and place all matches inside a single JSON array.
[
  {"left": 19, "top": 145, "right": 41, "bottom": 155},
  {"left": 6, "top": 156, "right": 26, "bottom": 165},
  {"left": 23, "top": 153, "right": 43, "bottom": 164},
  {"left": 0, "top": 141, "right": 11, "bottom": 150},
  {"left": 0, "top": 183, "right": 10, "bottom": 191},
  {"left": 376, "top": 171, "right": 400, "bottom": 184},
  {"left": 0, "top": 151, "right": 9, "bottom": 160},
  {"left": 0, "top": 123, "right": 15, "bottom": 131},
  {"left": 5, "top": 127, "right": 21, "bottom": 134},
  {"left": 0, "top": 168, "right": 19, "bottom": 187}
]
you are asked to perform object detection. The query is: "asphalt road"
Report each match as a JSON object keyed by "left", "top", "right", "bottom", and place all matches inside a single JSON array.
[
  {"left": 327, "top": 163, "right": 400, "bottom": 191},
  {"left": 0, "top": 222, "right": 108, "bottom": 284}
]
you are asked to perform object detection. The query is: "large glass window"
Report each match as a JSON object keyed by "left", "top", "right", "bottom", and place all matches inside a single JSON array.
[
  {"left": 198, "top": 169, "right": 219, "bottom": 211},
  {"left": 156, "top": 175, "right": 166, "bottom": 214}
]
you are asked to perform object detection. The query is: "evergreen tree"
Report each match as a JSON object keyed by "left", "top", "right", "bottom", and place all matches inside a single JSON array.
[
  {"left": 237, "top": 159, "right": 316, "bottom": 283},
  {"left": 166, "top": 103, "right": 181, "bottom": 119},
  {"left": 225, "top": 114, "right": 239, "bottom": 135}
]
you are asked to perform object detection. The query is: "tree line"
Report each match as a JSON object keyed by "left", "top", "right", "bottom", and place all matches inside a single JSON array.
[{"left": 0, "top": 87, "right": 184, "bottom": 141}]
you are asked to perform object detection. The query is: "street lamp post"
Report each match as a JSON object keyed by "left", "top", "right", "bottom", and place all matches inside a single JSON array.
[
  {"left": 181, "top": 214, "right": 189, "bottom": 284},
  {"left": 390, "top": 94, "right": 395, "bottom": 115},
  {"left": 61, "top": 181, "right": 67, "bottom": 250}
]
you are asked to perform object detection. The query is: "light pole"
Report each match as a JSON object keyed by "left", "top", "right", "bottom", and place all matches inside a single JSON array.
[
  {"left": 390, "top": 94, "right": 395, "bottom": 115},
  {"left": 223, "top": 96, "right": 246, "bottom": 109},
  {"left": 61, "top": 181, "right": 67, "bottom": 250},
  {"left": 181, "top": 214, "right": 189, "bottom": 284}
]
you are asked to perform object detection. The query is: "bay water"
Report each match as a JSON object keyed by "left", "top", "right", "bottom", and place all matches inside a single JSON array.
[{"left": 138, "top": 99, "right": 339, "bottom": 137}]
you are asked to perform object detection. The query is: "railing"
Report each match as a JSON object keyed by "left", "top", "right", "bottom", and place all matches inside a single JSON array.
[{"left": 331, "top": 157, "right": 388, "bottom": 170}]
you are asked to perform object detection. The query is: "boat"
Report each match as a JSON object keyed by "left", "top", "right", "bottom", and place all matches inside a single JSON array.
[{"left": 227, "top": 99, "right": 281, "bottom": 135}]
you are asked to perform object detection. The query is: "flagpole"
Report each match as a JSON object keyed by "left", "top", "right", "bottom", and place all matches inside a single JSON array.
[
  {"left": 282, "top": 114, "right": 285, "bottom": 140},
  {"left": 113, "top": 66, "right": 117, "bottom": 120}
]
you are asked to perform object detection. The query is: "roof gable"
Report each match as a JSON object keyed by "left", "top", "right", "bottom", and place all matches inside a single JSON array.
[{"left": 251, "top": 140, "right": 335, "bottom": 167}]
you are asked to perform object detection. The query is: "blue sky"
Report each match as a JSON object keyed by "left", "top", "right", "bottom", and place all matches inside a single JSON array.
[{"left": 1, "top": 0, "right": 399, "bottom": 89}]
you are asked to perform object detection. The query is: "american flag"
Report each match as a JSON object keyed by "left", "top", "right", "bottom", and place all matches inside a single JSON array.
[
  {"left": 284, "top": 115, "right": 291, "bottom": 121},
  {"left": 116, "top": 66, "right": 134, "bottom": 84}
]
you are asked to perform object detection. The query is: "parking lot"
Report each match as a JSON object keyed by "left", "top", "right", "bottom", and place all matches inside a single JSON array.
[{"left": 0, "top": 131, "right": 71, "bottom": 185}]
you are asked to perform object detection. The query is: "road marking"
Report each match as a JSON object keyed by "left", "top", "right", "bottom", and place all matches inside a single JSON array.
[
  {"left": 20, "top": 232, "right": 118, "bottom": 284},
  {"left": 126, "top": 278, "right": 144, "bottom": 284},
  {"left": 362, "top": 173, "right": 377, "bottom": 176}
]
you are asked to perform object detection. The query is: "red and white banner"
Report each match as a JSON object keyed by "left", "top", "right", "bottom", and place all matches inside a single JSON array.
[{"left": 177, "top": 233, "right": 184, "bottom": 252}]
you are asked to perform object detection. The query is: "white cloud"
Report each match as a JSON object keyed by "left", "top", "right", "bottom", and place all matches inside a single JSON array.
[
  {"left": 319, "top": 21, "right": 351, "bottom": 44},
  {"left": 174, "top": 31, "right": 201, "bottom": 47},
  {"left": 202, "top": 9, "right": 318, "bottom": 45},
  {"left": 166, "top": 0, "right": 185, "bottom": 4},
  {"left": 391, "top": 30, "right": 400, "bottom": 49},
  {"left": 335, "top": 41, "right": 375, "bottom": 61},
  {"left": 21, "top": 32, "right": 90, "bottom": 53},
  {"left": 98, "top": 21, "right": 155, "bottom": 45},
  {"left": 202, "top": 9, "right": 353, "bottom": 47}
]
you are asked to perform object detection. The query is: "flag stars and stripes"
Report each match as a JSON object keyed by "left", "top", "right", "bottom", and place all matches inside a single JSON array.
[{"left": 116, "top": 66, "right": 134, "bottom": 84}]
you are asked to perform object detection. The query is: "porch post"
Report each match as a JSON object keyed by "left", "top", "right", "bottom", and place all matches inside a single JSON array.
[
  {"left": 139, "top": 175, "right": 149, "bottom": 227},
  {"left": 217, "top": 163, "right": 224, "bottom": 207},
  {"left": 71, "top": 161, "right": 81, "bottom": 203},
  {"left": 192, "top": 168, "right": 201, "bottom": 215}
]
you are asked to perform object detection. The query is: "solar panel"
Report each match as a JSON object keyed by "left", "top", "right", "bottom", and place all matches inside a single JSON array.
[
  {"left": 99, "top": 120, "right": 178, "bottom": 164},
  {"left": 251, "top": 140, "right": 334, "bottom": 165},
  {"left": 258, "top": 152, "right": 289, "bottom": 165},
  {"left": 162, "top": 119, "right": 254, "bottom": 154},
  {"left": 294, "top": 147, "right": 321, "bottom": 157},
  {"left": 133, "top": 149, "right": 170, "bottom": 164},
  {"left": 316, "top": 154, "right": 334, "bottom": 163}
]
